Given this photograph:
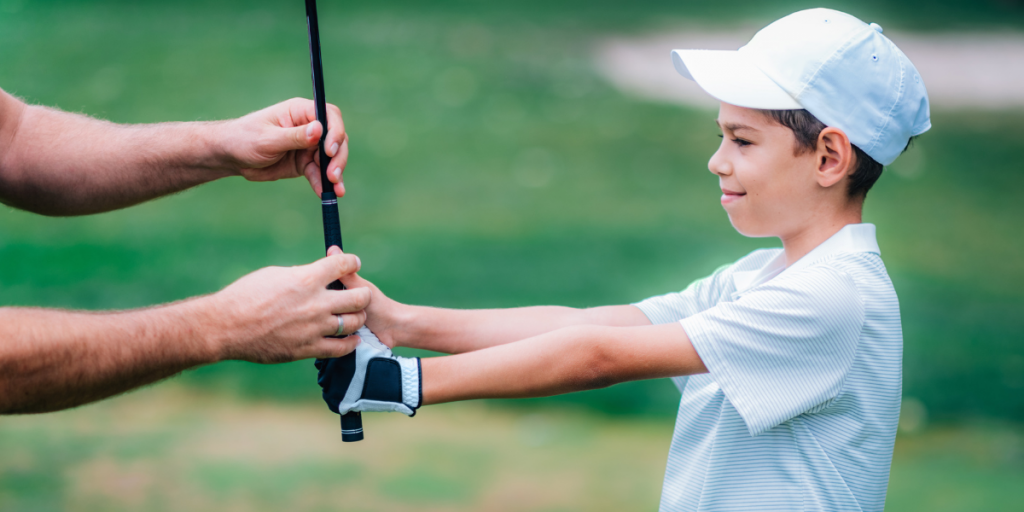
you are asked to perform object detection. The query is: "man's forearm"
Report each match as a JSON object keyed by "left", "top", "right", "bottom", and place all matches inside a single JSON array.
[
  {"left": 0, "top": 300, "right": 220, "bottom": 414},
  {"left": 0, "top": 92, "right": 232, "bottom": 215},
  {"left": 420, "top": 322, "right": 706, "bottom": 405},
  {"left": 394, "top": 304, "right": 651, "bottom": 354},
  {"left": 0, "top": 250, "right": 369, "bottom": 415}
]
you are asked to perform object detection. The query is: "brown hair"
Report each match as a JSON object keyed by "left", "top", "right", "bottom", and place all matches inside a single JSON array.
[{"left": 760, "top": 109, "right": 911, "bottom": 199}]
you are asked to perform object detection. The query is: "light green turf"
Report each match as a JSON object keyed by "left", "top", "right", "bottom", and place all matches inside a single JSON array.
[
  {"left": 0, "top": 1, "right": 1021, "bottom": 509},
  {"left": 1, "top": 0, "right": 1020, "bottom": 422},
  {"left": 0, "top": 388, "right": 1021, "bottom": 511}
]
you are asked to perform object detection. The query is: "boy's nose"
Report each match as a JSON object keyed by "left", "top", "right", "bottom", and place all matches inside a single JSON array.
[{"left": 708, "top": 148, "right": 732, "bottom": 177}]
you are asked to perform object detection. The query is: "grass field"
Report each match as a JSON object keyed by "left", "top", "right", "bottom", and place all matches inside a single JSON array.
[
  {"left": 0, "top": 0, "right": 1022, "bottom": 509},
  {"left": 1, "top": 386, "right": 1021, "bottom": 512}
]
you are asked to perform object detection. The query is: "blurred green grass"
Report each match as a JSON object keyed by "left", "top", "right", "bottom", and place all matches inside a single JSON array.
[
  {"left": 0, "top": 387, "right": 1021, "bottom": 511},
  {"left": 1, "top": 0, "right": 1023, "bottom": 510},
  {"left": 1, "top": 0, "right": 1021, "bottom": 422}
]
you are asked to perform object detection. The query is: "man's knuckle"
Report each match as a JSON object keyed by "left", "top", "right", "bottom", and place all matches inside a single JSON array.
[
  {"left": 297, "top": 270, "right": 317, "bottom": 289},
  {"left": 356, "top": 288, "right": 372, "bottom": 307},
  {"left": 330, "top": 256, "right": 349, "bottom": 275},
  {"left": 337, "top": 293, "right": 358, "bottom": 312}
]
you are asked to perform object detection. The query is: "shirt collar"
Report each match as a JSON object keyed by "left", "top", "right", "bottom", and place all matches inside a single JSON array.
[
  {"left": 786, "top": 223, "right": 880, "bottom": 275},
  {"left": 731, "top": 223, "right": 880, "bottom": 294}
]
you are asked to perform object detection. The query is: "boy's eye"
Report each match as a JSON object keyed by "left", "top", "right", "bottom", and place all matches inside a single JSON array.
[{"left": 717, "top": 134, "right": 751, "bottom": 147}]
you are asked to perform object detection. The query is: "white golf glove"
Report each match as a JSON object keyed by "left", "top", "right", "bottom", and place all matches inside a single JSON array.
[{"left": 316, "top": 327, "right": 421, "bottom": 416}]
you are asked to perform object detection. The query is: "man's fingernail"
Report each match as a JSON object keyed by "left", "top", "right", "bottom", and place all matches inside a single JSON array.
[
  {"left": 330, "top": 143, "right": 339, "bottom": 156},
  {"left": 355, "top": 255, "right": 361, "bottom": 269},
  {"left": 306, "top": 123, "right": 315, "bottom": 137}
]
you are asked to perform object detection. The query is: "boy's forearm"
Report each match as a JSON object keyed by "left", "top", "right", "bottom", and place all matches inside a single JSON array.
[
  {"left": 395, "top": 304, "right": 650, "bottom": 354},
  {"left": 420, "top": 322, "right": 706, "bottom": 405},
  {"left": 0, "top": 92, "right": 233, "bottom": 216},
  {"left": 0, "top": 300, "right": 222, "bottom": 414}
]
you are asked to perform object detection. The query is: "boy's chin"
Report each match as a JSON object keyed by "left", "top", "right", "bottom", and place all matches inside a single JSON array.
[{"left": 727, "top": 215, "right": 775, "bottom": 239}]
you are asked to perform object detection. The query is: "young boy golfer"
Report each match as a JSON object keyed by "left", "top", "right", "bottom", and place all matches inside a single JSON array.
[{"left": 318, "top": 8, "right": 930, "bottom": 511}]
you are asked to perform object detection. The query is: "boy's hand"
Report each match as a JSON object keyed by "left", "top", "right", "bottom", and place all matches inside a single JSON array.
[
  {"left": 338, "top": 267, "right": 407, "bottom": 349},
  {"left": 315, "top": 327, "right": 421, "bottom": 416}
]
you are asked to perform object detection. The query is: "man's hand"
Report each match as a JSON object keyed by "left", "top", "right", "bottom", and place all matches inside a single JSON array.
[
  {"left": 222, "top": 97, "right": 349, "bottom": 198},
  {"left": 0, "top": 250, "right": 373, "bottom": 414},
  {"left": 0, "top": 90, "right": 352, "bottom": 216},
  {"left": 204, "top": 251, "right": 370, "bottom": 363}
]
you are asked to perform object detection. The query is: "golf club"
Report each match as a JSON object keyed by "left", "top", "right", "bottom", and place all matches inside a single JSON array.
[{"left": 304, "top": 0, "right": 363, "bottom": 443}]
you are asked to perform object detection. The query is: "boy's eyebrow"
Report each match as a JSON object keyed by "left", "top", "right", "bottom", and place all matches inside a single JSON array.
[{"left": 715, "top": 120, "right": 759, "bottom": 133}]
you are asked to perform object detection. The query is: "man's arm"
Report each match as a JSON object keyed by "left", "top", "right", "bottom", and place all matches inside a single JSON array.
[
  {"left": 0, "top": 251, "right": 369, "bottom": 414},
  {"left": 340, "top": 272, "right": 652, "bottom": 354},
  {"left": 420, "top": 323, "right": 707, "bottom": 404},
  {"left": 0, "top": 89, "right": 349, "bottom": 216}
]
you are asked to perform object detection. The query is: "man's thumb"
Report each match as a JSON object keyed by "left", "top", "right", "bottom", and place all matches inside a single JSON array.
[{"left": 267, "top": 121, "right": 321, "bottom": 154}]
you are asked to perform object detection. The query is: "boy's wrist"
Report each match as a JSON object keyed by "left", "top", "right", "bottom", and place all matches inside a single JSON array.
[{"left": 390, "top": 304, "right": 428, "bottom": 350}]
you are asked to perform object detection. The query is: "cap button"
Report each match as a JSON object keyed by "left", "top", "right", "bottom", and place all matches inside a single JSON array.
[{"left": 869, "top": 22, "right": 884, "bottom": 33}]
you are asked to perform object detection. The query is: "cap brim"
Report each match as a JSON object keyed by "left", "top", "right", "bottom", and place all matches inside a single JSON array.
[{"left": 671, "top": 49, "right": 801, "bottom": 110}]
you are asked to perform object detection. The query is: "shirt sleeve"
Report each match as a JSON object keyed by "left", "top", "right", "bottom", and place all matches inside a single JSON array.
[
  {"left": 634, "top": 263, "right": 733, "bottom": 325},
  {"left": 680, "top": 265, "right": 866, "bottom": 436}
]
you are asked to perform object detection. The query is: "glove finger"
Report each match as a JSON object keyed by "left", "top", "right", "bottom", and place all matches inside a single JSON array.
[{"left": 316, "top": 357, "right": 342, "bottom": 414}]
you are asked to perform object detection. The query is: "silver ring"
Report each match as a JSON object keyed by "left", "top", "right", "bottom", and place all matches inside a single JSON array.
[{"left": 335, "top": 314, "right": 345, "bottom": 336}]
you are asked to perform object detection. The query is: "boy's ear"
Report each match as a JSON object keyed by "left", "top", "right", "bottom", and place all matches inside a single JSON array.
[{"left": 815, "top": 127, "right": 855, "bottom": 189}]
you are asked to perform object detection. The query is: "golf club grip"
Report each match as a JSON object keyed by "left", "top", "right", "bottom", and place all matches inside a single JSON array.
[{"left": 306, "top": 0, "right": 364, "bottom": 443}]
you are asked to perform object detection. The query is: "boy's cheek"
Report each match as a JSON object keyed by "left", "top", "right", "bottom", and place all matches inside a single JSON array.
[{"left": 723, "top": 199, "right": 772, "bottom": 238}]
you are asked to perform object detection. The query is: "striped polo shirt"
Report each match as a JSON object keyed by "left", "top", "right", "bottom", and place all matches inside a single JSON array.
[{"left": 635, "top": 223, "right": 902, "bottom": 512}]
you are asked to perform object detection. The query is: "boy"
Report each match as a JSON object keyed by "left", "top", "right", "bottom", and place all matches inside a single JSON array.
[{"left": 317, "top": 8, "right": 930, "bottom": 511}]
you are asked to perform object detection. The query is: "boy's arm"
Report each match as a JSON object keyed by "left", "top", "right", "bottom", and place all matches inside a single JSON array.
[
  {"left": 421, "top": 323, "right": 706, "bottom": 404},
  {"left": 341, "top": 272, "right": 651, "bottom": 354},
  {"left": 396, "top": 304, "right": 652, "bottom": 354}
]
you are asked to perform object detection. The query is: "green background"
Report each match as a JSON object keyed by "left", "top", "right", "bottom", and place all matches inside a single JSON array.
[{"left": 0, "top": 0, "right": 1021, "bottom": 510}]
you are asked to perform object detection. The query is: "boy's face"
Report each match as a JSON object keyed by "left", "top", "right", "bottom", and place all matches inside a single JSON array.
[{"left": 709, "top": 102, "right": 827, "bottom": 239}]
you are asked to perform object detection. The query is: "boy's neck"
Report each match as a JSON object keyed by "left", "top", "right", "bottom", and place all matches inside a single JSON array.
[{"left": 780, "top": 208, "right": 863, "bottom": 267}]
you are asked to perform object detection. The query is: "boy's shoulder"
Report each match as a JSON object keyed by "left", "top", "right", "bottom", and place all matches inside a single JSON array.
[{"left": 784, "top": 249, "right": 892, "bottom": 292}]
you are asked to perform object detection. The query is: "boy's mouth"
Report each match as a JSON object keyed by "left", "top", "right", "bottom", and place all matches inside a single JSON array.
[{"left": 721, "top": 188, "right": 746, "bottom": 205}]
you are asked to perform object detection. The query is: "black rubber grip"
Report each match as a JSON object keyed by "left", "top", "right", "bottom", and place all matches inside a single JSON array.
[
  {"left": 307, "top": 0, "right": 363, "bottom": 443},
  {"left": 341, "top": 412, "right": 363, "bottom": 442},
  {"left": 321, "top": 198, "right": 343, "bottom": 253}
]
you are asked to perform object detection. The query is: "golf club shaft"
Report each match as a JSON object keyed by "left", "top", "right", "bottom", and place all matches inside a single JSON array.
[{"left": 305, "top": 0, "right": 363, "bottom": 443}]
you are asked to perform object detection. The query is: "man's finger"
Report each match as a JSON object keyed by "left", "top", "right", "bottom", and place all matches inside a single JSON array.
[
  {"left": 318, "top": 308, "right": 366, "bottom": 338},
  {"left": 288, "top": 97, "right": 319, "bottom": 126},
  {"left": 328, "top": 288, "right": 371, "bottom": 315},
  {"left": 327, "top": 138, "right": 349, "bottom": 182},
  {"left": 324, "top": 103, "right": 347, "bottom": 157},
  {"left": 336, "top": 311, "right": 367, "bottom": 336},
  {"left": 306, "top": 252, "right": 361, "bottom": 284},
  {"left": 308, "top": 335, "right": 361, "bottom": 360},
  {"left": 303, "top": 159, "right": 322, "bottom": 197}
]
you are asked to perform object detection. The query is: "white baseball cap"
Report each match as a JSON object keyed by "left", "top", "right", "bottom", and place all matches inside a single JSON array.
[{"left": 671, "top": 8, "right": 930, "bottom": 166}]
